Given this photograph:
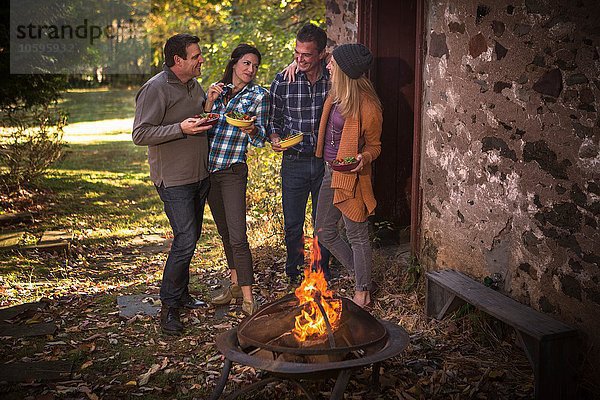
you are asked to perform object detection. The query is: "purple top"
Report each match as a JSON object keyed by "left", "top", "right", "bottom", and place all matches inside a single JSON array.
[{"left": 324, "top": 103, "right": 345, "bottom": 162}]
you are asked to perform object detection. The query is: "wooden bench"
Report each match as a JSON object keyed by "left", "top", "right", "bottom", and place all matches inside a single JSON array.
[
  {"left": 426, "top": 269, "right": 579, "bottom": 400},
  {"left": 0, "top": 212, "right": 33, "bottom": 226}
]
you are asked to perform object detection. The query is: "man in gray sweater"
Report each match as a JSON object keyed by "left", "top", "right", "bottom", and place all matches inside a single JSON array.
[{"left": 133, "top": 33, "right": 211, "bottom": 335}]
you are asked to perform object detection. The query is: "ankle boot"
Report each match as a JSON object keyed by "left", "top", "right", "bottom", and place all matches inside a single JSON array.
[
  {"left": 160, "top": 306, "right": 183, "bottom": 335},
  {"left": 242, "top": 299, "right": 259, "bottom": 316},
  {"left": 212, "top": 284, "right": 243, "bottom": 305}
]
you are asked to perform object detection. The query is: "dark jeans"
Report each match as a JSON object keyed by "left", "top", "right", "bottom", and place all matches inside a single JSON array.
[
  {"left": 281, "top": 153, "right": 331, "bottom": 280},
  {"left": 208, "top": 163, "right": 254, "bottom": 286},
  {"left": 156, "top": 178, "right": 210, "bottom": 308}
]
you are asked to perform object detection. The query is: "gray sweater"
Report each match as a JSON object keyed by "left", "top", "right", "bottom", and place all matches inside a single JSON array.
[{"left": 132, "top": 65, "right": 208, "bottom": 187}]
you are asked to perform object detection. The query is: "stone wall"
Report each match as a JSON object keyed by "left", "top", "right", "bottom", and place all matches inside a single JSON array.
[
  {"left": 325, "top": 0, "right": 357, "bottom": 48},
  {"left": 420, "top": 0, "right": 600, "bottom": 383}
]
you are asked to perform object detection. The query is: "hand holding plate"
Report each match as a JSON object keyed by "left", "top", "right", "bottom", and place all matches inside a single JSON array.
[
  {"left": 349, "top": 153, "right": 364, "bottom": 173},
  {"left": 270, "top": 134, "right": 283, "bottom": 152},
  {"left": 181, "top": 117, "right": 211, "bottom": 135},
  {"left": 240, "top": 116, "right": 257, "bottom": 137}
]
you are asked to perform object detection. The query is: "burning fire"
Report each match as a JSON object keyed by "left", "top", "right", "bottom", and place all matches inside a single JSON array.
[{"left": 292, "top": 237, "right": 342, "bottom": 342}]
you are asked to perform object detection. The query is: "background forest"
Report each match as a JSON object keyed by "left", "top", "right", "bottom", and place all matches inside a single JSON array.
[
  {"left": 145, "top": 0, "right": 324, "bottom": 87},
  {"left": 0, "top": 0, "right": 324, "bottom": 189}
]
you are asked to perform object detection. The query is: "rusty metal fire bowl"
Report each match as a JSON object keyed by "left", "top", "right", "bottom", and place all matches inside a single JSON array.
[{"left": 209, "top": 294, "right": 409, "bottom": 400}]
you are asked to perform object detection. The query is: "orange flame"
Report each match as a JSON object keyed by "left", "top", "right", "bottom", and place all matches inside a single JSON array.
[{"left": 292, "top": 237, "right": 342, "bottom": 342}]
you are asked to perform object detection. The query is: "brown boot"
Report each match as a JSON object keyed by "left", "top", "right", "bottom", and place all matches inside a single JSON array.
[{"left": 160, "top": 307, "right": 183, "bottom": 335}]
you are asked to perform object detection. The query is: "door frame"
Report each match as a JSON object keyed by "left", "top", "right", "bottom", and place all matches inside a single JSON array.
[
  {"left": 410, "top": 0, "right": 424, "bottom": 256},
  {"left": 357, "top": 0, "right": 425, "bottom": 256}
]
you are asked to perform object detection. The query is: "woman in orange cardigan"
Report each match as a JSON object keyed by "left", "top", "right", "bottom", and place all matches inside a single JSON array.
[{"left": 314, "top": 43, "right": 383, "bottom": 308}]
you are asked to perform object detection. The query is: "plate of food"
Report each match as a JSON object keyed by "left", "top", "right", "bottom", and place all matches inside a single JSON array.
[
  {"left": 196, "top": 112, "right": 220, "bottom": 127},
  {"left": 330, "top": 156, "right": 360, "bottom": 172},
  {"left": 279, "top": 133, "right": 303, "bottom": 149},
  {"left": 225, "top": 111, "right": 254, "bottom": 128}
]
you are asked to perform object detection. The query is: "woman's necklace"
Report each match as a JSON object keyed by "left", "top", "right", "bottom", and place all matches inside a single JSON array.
[{"left": 330, "top": 104, "right": 339, "bottom": 147}]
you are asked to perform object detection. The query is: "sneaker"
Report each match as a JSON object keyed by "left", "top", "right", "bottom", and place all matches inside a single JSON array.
[
  {"left": 212, "top": 284, "right": 243, "bottom": 305},
  {"left": 160, "top": 307, "right": 183, "bottom": 336}
]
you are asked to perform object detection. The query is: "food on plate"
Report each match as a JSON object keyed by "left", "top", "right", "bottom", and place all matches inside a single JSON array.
[
  {"left": 331, "top": 156, "right": 358, "bottom": 165},
  {"left": 225, "top": 111, "right": 254, "bottom": 127},
  {"left": 194, "top": 112, "right": 219, "bottom": 126},
  {"left": 198, "top": 112, "right": 219, "bottom": 119},
  {"left": 226, "top": 111, "right": 252, "bottom": 121},
  {"left": 330, "top": 156, "right": 360, "bottom": 172},
  {"left": 278, "top": 132, "right": 303, "bottom": 149}
]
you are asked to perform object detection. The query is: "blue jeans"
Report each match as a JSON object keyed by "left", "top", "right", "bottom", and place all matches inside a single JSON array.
[
  {"left": 155, "top": 178, "right": 210, "bottom": 308},
  {"left": 281, "top": 153, "right": 331, "bottom": 279}
]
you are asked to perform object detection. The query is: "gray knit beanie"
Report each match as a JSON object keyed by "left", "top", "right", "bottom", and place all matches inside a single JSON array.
[{"left": 332, "top": 43, "right": 373, "bottom": 79}]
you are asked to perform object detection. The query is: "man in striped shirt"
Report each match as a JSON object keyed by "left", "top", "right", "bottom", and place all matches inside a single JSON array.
[{"left": 268, "top": 24, "right": 332, "bottom": 284}]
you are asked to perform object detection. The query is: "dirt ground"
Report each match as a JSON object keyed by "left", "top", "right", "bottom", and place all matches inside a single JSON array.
[{"left": 0, "top": 234, "right": 537, "bottom": 400}]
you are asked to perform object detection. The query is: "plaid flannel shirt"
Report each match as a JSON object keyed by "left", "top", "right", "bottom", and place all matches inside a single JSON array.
[
  {"left": 267, "top": 68, "right": 330, "bottom": 154},
  {"left": 207, "top": 82, "right": 269, "bottom": 173}
]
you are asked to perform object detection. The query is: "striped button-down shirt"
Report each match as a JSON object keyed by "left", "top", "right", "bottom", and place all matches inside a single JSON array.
[
  {"left": 207, "top": 82, "right": 269, "bottom": 173},
  {"left": 267, "top": 68, "right": 330, "bottom": 154}
]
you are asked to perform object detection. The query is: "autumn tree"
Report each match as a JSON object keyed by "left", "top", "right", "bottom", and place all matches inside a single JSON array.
[
  {"left": 146, "top": 0, "right": 325, "bottom": 87},
  {"left": 0, "top": 1, "right": 67, "bottom": 191}
]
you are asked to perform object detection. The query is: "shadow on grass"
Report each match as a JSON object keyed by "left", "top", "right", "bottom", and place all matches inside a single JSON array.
[
  {"left": 60, "top": 89, "right": 136, "bottom": 124},
  {"left": 56, "top": 141, "right": 148, "bottom": 175},
  {"left": 35, "top": 140, "right": 157, "bottom": 228}
]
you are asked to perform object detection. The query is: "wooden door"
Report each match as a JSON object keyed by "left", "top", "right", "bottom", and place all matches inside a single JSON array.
[{"left": 358, "top": 0, "right": 422, "bottom": 243}]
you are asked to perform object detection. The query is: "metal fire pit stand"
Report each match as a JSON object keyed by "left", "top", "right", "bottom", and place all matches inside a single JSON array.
[{"left": 209, "top": 320, "right": 409, "bottom": 400}]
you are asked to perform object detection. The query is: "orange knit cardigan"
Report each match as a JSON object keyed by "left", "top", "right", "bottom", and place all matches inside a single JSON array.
[{"left": 315, "top": 96, "right": 383, "bottom": 222}]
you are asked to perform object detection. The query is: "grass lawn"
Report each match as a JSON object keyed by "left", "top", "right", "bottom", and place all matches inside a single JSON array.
[
  {"left": 58, "top": 88, "right": 137, "bottom": 124},
  {"left": 0, "top": 88, "right": 538, "bottom": 399}
]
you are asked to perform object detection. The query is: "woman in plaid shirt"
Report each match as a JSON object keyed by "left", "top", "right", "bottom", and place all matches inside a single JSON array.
[{"left": 204, "top": 43, "right": 269, "bottom": 315}]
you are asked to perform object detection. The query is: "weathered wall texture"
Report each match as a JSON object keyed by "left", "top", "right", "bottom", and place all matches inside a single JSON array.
[
  {"left": 325, "top": 0, "right": 357, "bottom": 48},
  {"left": 420, "top": 0, "right": 600, "bottom": 379}
]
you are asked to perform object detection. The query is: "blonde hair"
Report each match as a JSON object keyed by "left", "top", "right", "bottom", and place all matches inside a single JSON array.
[{"left": 329, "top": 58, "right": 382, "bottom": 119}]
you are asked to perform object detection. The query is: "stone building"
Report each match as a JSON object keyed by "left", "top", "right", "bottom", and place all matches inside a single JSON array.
[{"left": 326, "top": 0, "right": 600, "bottom": 390}]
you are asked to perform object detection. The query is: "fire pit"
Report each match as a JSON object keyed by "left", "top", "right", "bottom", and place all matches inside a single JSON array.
[
  {"left": 209, "top": 316, "right": 407, "bottom": 399},
  {"left": 237, "top": 293, "right": 388, "bottom": 358},
  {"left": 209, "top": 266, "right": 409, "bottom": 399}
]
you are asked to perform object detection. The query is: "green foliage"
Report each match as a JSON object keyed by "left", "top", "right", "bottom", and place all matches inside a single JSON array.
[
  {"left": 246, "top": 146, "right": 284, "bottom": 237},
  {"left": 0, "top": 75, "right": 68, "bottom": 112},
  {"left": 0, "top": 4, "right": 68, "bottom": 108},
  {"left": 452, "top": 304, "right": 509, "bottom": 346},
  {"left": 452, "top": 302, "right": 476, "bottom": 320},
  {"left": 146, "top": 0, "right": 325, "bottom": 88},
  {"left": 0, "top": 6, "right": 69, "bottom": 191},
  {"left": 372, "top": 219, "right": 396, "bottom": 245},
  {"left": 405, "top": 255, "right": 422, "bottom": 290},
  {"left": 0, "top": 104, "right": 67, "bottom": 190}
]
